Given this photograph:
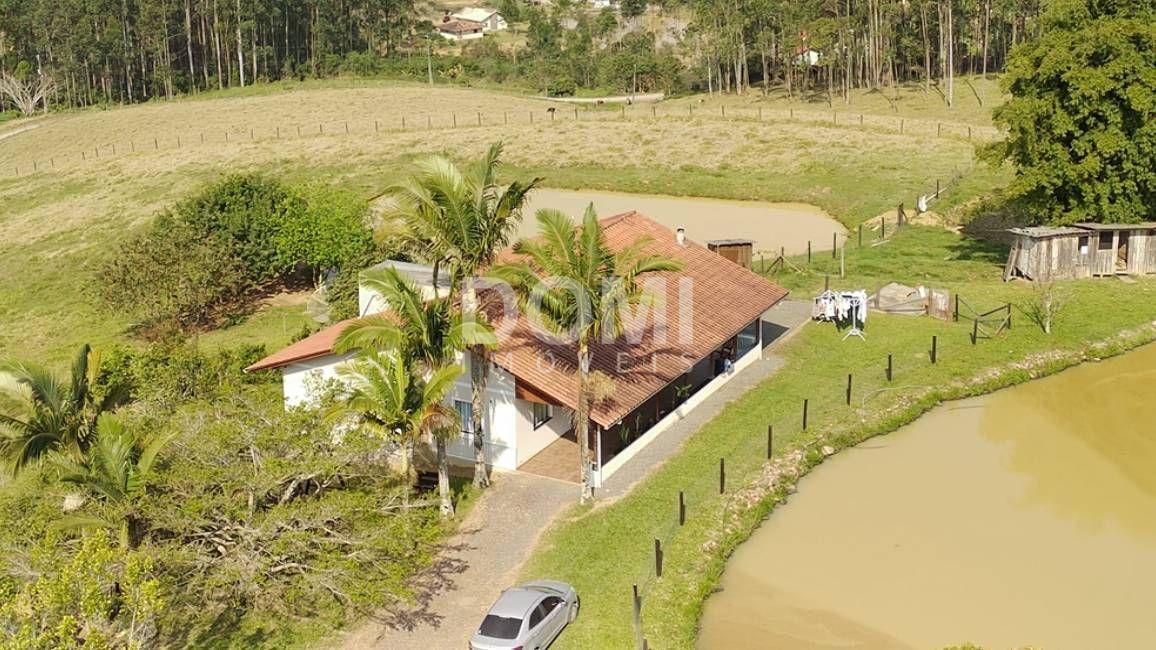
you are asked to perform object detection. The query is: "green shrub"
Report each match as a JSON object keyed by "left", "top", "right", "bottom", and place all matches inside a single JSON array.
[
  {"left": 96, "top": 341, "right": 273, "bottom": 406},
  {"left": 95, "top": 175, "right": 378, "bottom": 332},
  {"left": 93, "top": 216, "right": 250, "bottom": 332}
]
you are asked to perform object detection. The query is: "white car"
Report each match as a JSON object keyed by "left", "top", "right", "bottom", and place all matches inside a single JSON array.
[{"left": 469, "top": 580, "right": 579, "bottom": 650}]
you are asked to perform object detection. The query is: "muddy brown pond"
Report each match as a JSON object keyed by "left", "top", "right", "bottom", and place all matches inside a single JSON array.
[{"left": 698, "top": 343, "right": 1156, "bottom": 650}]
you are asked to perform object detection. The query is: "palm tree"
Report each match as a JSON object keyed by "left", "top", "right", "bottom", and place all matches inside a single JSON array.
[
  {"left": 51, "top": 413, "right": 173, "bottom": 549},
  {"left": 329, "top": 350, "right": 461, "bottom": 512},
  {"left": 385, "top": 142, "right": 539, "bottom": 488},
  {"left": 335, "top": 267, "right": 494, "bottom": 517},
  {"left": 493, "top": 205, "right": 685, "bottom": 502},
  {"left": 0, "top": 345, "right": 130, "bottom": 475}
]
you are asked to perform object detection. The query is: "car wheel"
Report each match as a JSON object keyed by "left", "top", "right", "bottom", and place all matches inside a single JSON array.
[{"left": 569, "top": 595, "right": 580, "bottom": 623}]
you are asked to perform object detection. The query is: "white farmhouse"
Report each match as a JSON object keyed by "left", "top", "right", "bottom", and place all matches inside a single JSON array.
[
  {"left": 246, "top": 212, "right": 788, "bottom": 488},
  {"left": 450, "top": 7, "right": 509, "bottom": 32}
]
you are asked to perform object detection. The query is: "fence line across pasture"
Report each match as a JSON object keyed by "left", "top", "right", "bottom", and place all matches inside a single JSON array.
[{"left": 0, "top": 102, "right": 999, "bottom": 182}]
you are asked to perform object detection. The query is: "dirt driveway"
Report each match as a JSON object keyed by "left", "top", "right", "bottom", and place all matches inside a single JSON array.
[{"left": 336, "top": 472, "right": 574, "bottom": 650}]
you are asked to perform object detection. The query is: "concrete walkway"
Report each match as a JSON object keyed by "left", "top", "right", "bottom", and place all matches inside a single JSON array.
[
  {"left": 336, "top": 472, "right": 574, "bottom": 650},
  {"left": 596, "top": 299, "right": 811, "bottom": 501}
]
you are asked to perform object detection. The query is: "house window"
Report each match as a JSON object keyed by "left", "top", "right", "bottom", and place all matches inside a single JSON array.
[
  {"left": 735, "top": 319, "right": 760, "bottom": 359},
  {"left": 455, "top": 400, "right": 473, "bottom": 434},
  {"left": 532, "top": 402, "right": 552, "bottom": 429},
  {"left": 1099, "top": 232, "right": 1114, "bottom": 251}
]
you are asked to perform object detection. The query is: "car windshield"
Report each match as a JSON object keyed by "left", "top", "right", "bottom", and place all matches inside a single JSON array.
[{"left": 479, "top": 614, "right": 522, "bottom": 640}]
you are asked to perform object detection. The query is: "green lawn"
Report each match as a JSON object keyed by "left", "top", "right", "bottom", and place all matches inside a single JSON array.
[{"left": 519, "top": 226, "right": 1156, "bottom": 649}]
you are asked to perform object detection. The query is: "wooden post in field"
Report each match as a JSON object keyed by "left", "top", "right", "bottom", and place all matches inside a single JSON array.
[
  {"left": 82, "top": 151, "right": 86, "bottom": 161},
  {"left": 972, "top": 319, "right": 979, "bottom": 345},
  {"left": 719, "top": 458, "right": 726, "bottom": 494},
  {"left": 938, "top": 122, "right": 942, "bottom": 137},
  {"left": 529, "top": 111, "right": 533, "bottom": 125},
  {"left": 790, "top": 107, "right": 794, "bottom": 119},
  {"left": 344, "top": 121, "right": 349, "bottom": 134},
  {"left": 621, "top": 106, "right": 626, "bottom": 120},
  {"left": 931, "top": 336, "right": 938, "bottom": 364},
  {"left": 296, "top": 126, "right": 300, "bottom": 137},
  {"left": 722, "top": 105, "right": 726, "bottom": 118},
  {"left": 453, "top": 112, "right": 457, "bottom": 127},
  {"left": 936, "top": 179, "right": 941, "bottom": 197},
  {"left": 574, "top": 107, "right": 579, "bottom": 121},
  {"left": 807, "top": 241, "right": 812, "bottom": 264},
  {"left": 132, "top": 140, "right": 136, "bottom": 152},
  {"left": 832, "top": 233, "right": 837, "bottom": 258},
  {"left": 373, "top": 121, "right": 378, "bottom": 133},
  {"left": 881, "top": 218, "right": 887, "bottom": 240},
  {"left": 846, "top": 374, "right": 853, "bottom": 406},
  {"left": 654, "top": 539, "right": 663, "bottom": 577},
  {"left": 803, "top": 399, "right": 809, "bottom": 430},
  {"left": 900, "top": 118, "right": 904, "bottom": 134},
  {"left": 504, "top": 111, "right": 508, "bottom": 125},
  {"left": 477, "top": 112, "right": 482, "bottom": 126},
  {"left": 968, "top": 126, "right": 972, "bottom": 140},
  {"left": 833, "top": 111, "right": 836, "bottom": 124},
  {"left": 954, "top": 294, "right": 960, "bottom": 322},
  {"left": 154, "top": 137, "right": 158, "bottom": 149},
  {"left": 859, "top": 114, "right": 864, "bottom": 125},
  {"left": 632, "top": 586, "right": 644, "bottom": 650},
  {"left": 767, "top": 425, "right": 774, "bottom": 459},
  {"left": 858, "top": 224, "right": 863, "bottom": 247},
  {"left": 887, "top": 354, "right": 894, "bottom": 381},
  {"left": 678, "top": 491, "right": 686, "bottom": 525}
]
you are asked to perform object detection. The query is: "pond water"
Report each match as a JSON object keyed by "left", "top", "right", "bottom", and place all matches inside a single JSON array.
[
  {"left": 698, "top": 343, "right": 1156, "bottom": 650},
  {"left": 520, "top": 189, "right": 845, "bottom": 257}
]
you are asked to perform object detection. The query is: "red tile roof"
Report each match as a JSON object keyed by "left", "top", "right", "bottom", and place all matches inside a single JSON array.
[
  {"left": 246, "top": 212, "right": 790, "bottom": 428},
  {"left": 483, "top": 211, "right": 788, "bottom": 428},
  {"left": 245, "top": 316, "right": 359, "bottom": 372}
]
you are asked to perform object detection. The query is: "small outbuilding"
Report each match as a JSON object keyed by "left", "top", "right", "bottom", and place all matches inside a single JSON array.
[
  {"left": 706, "top": 239, "right": 753, "bottom": 269},
  {"left": 1004, "top": 223, "right": 1156, "bottom": 281}
]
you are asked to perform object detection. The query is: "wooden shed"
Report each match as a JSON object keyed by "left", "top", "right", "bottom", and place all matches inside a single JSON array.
[
  {"left": 1004, "top": 223, "right": 1156, "bottom": 281},
  {"left": 706, "top": 239, "right": 754, "bottom": 269}
]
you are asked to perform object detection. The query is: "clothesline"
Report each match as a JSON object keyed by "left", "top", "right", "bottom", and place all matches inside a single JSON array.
[{"left": 813, "top": 289, "right": 869, "bottom": 340}]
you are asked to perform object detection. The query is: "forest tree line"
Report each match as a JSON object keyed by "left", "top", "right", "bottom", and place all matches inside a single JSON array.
[{"left": 0, "top": 0, "right": 1046, "bottom": 110}]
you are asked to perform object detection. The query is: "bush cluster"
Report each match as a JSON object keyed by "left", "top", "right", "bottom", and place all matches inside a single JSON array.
[{"left": 94, "top": 175, "right": 378, "bottom": 333}]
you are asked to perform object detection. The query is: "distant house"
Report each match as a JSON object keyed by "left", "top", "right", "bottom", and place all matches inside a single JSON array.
[
  {"left": 438, "top": 18, "right": 485, "bottom": 41},
  {"left": 247, "top": 212, "right": 788, "bottom": 487},
  {"left": 1004, "top": 223, "right": 1156, "bottom": 281},
  {"left": 451, "top": 7, "right": 508, "bottom": 33},
  {"left": 795, "top": 47, "right": 822, "bottom": 66}
]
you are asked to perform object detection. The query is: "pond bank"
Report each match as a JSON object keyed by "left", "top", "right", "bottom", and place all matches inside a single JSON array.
[
  {"left": 648, "top": 320, "right": 1156, "bottom": 648},
  {"left": 520, "top": 188, "right": 845, "bottom": 257},
  {"left": 699, "top": 341, "right": 1156, "bottom": 649}
]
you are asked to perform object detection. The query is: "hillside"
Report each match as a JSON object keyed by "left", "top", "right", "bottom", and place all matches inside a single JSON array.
[{"left": 0, "top": 78, "right": 1009, "bottom": 364}]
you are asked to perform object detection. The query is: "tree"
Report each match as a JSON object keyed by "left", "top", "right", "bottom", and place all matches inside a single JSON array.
[
  {"left": 0, "top": 345, "right": 131, "bottom": 475},
  {"left": 0, "top": 70, "right": 56, "bottom": 115},
  {"left": 985, "top": 0, "right": 1156, "bottom": 224},
  {"left": 620, "top": 0, "right": 647, "bottom": 19},
  {"left": 328, "top": 350, "right": 461, "bottom": 502},
  {"left": 0, "top": 529, "right": 165, "bottom": 649},
  {"left": 384, "top": 142, "right": 539, "bottom": 489},
  {"left": 335, "top": 267, "right": 496, "bottom": 517},
  {"left": 51, "top": 414, "right": 175, "bottom": 549},
  {"left": 494, "top": 205, "right": 684, "bottom": 502}
]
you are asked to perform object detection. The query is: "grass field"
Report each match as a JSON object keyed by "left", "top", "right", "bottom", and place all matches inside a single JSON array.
[
  {"left": 518, "top": 226, "right": 1156, "bottom": 649},
  {"left": 0, "top": 77, "right": 1009, "bottom": 366}
]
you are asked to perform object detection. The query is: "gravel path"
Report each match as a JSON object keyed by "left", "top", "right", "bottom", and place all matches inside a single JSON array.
[{"left": 336, "top": 472, "right": 574, "bottom": 650}]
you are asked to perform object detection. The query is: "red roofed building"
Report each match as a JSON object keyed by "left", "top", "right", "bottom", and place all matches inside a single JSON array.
[{"left": 247, "top": 212, "right": 788, "bottom": 486}]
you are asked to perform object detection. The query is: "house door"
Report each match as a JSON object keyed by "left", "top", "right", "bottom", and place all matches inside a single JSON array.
[{"left": 1117, "top": 232, "right": 1130, "bottom": 272}]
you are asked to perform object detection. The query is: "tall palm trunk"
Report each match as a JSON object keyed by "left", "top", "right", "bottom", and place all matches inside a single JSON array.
[
  {"left": 576, "top": 336, "right": 593, "bottom": 503},
  {"left": 436, "top": 437, "right": 454, "bottom": 517},
  {"left": 465, "top": 277, "right": 490, "bottom": 488}
]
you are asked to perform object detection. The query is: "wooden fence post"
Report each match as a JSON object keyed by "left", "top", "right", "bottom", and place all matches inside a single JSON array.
[
  {"left": 477, "top": 112, "right": 482, "bottom": 126},
  {"left": 954, "top": 294, "right": 960, "bottom": 322},
  {"left": 832, "top": 233, "right": 837, "bottom": 257},
  {"left": 846, "top": 374, "right": 853, "bottom": 406},
  {"left": 632, "top": 585, "right": 644, "bottom": 650},
  {"left": 858, "top": 224, "right": 863, "bottom": 247},
  {"left": 938, "top": 122, "right": 942, "bottom": 137},
  {"left": 824, "top": 275, "right": 830, "bottom": 292},
  {"left": 654, "top": 539, "right": 663, "bottom": 577},
  {"left": 931, "top": 336, "right": 938, "bottom": 364},
  {"left": 972, "top": 319, "right": 979, "bottom": 345},
  {"left": 678, "top": 491, "right": 686, "bottom": 525},
  {"left": 719, "top": 458, "right": 726, "bottom": 494},
  {"left": 803, "top": 399, "right": 809, "bottom": 430},
  {"left": 574, "top": 107, "right": 579, "bottom": 121},
  {"left": 807, "top": 241, "right": 812, "bottom": 264},
  {"left": 767, "top": 425, "right": 774, "bottom": 459},
  {"left": 887, "top": 354, "right": 893, "bottom": 382},
  {"left": 881, "top": 219, "right": 887, "bottom": 240}
]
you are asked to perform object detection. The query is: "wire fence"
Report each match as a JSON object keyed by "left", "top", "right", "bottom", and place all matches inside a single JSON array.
[{"left": 0, "top": 102, "right": 999, "bottom": 181}]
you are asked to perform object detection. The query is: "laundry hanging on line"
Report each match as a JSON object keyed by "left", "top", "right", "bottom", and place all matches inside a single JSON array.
[{"left": 812, "top": 290, "right": 869, "bottom": 325}]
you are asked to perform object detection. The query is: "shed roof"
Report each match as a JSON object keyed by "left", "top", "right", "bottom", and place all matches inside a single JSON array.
[
  {"left": 1008, "top": 226, "right": 1087, "bottom": 239},
  {"left": 439, "top": 19, "right": 483, "bottom": 34},
  {"left": 1073, "top": 222, "right": 1156, "bottom": 231},
  {"left": 705, "top": 238, "right": 754, "bottom": 246}
]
